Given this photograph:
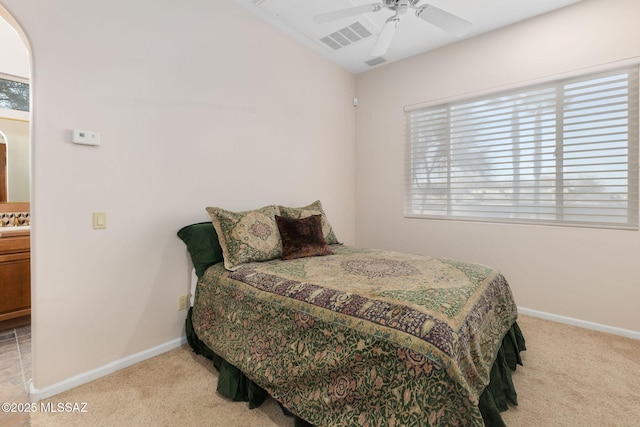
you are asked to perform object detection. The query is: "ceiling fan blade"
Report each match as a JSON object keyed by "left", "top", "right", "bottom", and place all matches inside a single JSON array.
[
  {"left": 313, "top": 3, "right": 383, "bottom": 24},
  {"left": 416, "top": 4, "right": 472, "bottom": 37},
  {"left": 371, "top": 16, "right": 399, "bottom": 57}
]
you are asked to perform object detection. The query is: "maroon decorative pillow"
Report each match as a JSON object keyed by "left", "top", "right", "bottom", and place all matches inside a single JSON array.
[{"left": 275, "top": 214, "right": 333, "bottom": 260}]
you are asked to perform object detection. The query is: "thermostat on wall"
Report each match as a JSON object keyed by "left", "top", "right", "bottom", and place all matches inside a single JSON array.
[{"left": 72, "top": 129, "right": 101, "bottom": 146}]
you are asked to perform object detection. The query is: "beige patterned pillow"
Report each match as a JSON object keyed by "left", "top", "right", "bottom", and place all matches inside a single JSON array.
[
  {"left": 206, "top": 205, "right": 282, "bottom": 271},
  {"left": 278, "top": 200, "right": 339, "bottom": 245}
]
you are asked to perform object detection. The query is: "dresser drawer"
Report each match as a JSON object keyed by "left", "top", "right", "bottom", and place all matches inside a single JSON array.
[{"left": 0, "top": 235, "right": 30, "bottom": 255}]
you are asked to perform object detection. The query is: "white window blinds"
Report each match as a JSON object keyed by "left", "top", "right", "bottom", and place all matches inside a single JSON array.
[{"left": 405, "top": 66, "right": 639, "bottom": 229}]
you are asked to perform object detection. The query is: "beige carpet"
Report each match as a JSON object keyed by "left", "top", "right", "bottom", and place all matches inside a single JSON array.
[{"left": 24, "top": 315, "right": 640, "bottom": 426}]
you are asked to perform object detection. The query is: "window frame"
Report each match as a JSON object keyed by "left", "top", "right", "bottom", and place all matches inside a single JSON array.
[{"left": 404, "top": 66, "right": 640, "bottom": 230}]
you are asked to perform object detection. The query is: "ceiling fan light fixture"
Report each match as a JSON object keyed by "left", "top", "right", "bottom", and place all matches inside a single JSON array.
[
  {"left": 313, "top": 0, "right": 473, "bottom": 60},
  {"left": 397, "top": 0, "right": 409, "bottom": 15}
]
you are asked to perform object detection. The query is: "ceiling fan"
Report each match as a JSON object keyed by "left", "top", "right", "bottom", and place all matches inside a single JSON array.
[{"left": 313, "top": 0, "right": 472, "bottom": 57}]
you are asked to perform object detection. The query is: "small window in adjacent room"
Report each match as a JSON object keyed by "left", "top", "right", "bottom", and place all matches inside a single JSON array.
[
  {"left": 404, "top": 66, "right": 640, "bottom": 230},
  {"left": 0, "top": 76, "right": 29, "bottom": 112}
]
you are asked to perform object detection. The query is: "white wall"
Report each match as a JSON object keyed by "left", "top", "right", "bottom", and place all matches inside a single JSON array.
[
  {"left": 355, "top": 0, "right": 640, "bottom": 333},
  {"left": 0, "top": 14, "right": 28, "bottom": 78},
  {"left": 0, "top": 0, "right": 356, "bottom": 391}
]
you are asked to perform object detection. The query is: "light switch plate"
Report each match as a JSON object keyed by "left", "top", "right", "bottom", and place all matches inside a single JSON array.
[{"left": 93, "top": 212, "right": 107, "bottom": 229}]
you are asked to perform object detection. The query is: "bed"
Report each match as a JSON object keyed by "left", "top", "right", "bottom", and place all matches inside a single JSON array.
[{"left": 179, "top": 201, "right": 525, "bottom": 427}]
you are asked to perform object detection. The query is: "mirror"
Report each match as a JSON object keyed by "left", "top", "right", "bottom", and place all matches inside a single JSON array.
[{"left": 0, "top": 115, "right": 30, "bottom": 202}]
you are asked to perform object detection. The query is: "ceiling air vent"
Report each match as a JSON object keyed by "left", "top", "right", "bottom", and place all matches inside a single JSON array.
[
  {"left": 319, "top": 21, "right": 372, "bottom": 50},
  {"left": 366, "top": 57, "right": 387, "bottom": 67}
]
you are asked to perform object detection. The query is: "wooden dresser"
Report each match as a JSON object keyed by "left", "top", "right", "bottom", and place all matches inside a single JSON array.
[{"left": 0, "top": 229, "right": 30, "bottom": 327}]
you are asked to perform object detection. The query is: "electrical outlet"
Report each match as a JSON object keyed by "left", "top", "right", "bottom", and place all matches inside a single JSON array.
[{"left": 178, "top": 295, "right": 189, "bottom": 311}]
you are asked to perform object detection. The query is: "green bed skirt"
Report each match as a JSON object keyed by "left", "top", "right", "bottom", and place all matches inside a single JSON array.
[{"left": 186, "top": 308, "right": 526, "bottom": 427}]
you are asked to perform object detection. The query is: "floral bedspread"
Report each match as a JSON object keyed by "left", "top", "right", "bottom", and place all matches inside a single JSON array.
[{"left": 192, "top": 245, "right": 518, "bottom": 426}]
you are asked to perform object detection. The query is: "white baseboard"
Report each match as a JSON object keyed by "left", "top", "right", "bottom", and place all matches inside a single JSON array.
[
  {"left": 29, "top": 335, "right": 188, "bottom": 402},
  {"left": 518, "top": 307, "right": 640, "bottom": 340}
]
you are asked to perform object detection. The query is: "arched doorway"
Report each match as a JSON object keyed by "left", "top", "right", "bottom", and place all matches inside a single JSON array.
[{"left": 0, "top": 5, "right": 32, "bottom": 423}]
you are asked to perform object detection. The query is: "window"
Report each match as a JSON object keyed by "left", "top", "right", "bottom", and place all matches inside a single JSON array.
[
  {"left": 0, "top": 76, "right": 29, "bottom": 112},
  {"left": 405, "top": 66, "right": 639, "bottom": 229}
]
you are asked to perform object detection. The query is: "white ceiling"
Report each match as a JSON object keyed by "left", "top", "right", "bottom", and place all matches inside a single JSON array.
[{"left": 233, "top": 0, "right": 583, "bottom": 74}]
